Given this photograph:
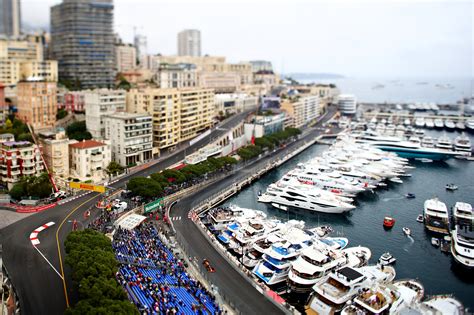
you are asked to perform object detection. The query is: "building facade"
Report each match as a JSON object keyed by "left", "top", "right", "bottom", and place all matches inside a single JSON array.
[
  {"left": 0, "top": 141, "right": 44, "bottom": 189},
  {"left": 115, "top": 44, "right": 137, "bottom": 72},
  {"left": 16, "top": 80, "right": 57, "bottom": 130},
  {"left": 104, "top": 112, "right": 153, "bottom": 166},
  {"left": 338, "top": 94, "right": 357, "bottom": 115},
  {"left": 177, "top": 29, "right": 201, "bottom": 57},
  {"left": 156, "top": 63, "right": 197, "bottom": 88},
  {"left": 244, "top": 113, "right": 286, "bottom": 142},
  {"left": 69, "top": 139, "right": 111, "bottom": 183},
  {"left": 249, "top": 60, "right": 273, "bottom": 73},
  {"left": 198, "top": 72, "right": 240, "bottom": 93},
  {"left": 64, "top": 91, "right": 86, "bottom": 112},
  {"left": 38, "top": 129, "right": 69, "bottom": 179},
  {"left": 214, "top": 93, "right": 258, "bottom": 116},
  {"left": 84, "top": 89, "right": 126, "bottom": 138},
  {"left": 0, "top": 0, "right": 21, "bottom": 37},
  {"left": 281, "top": 94, "right": 320, "bottom": 128},
  {"left": 50, "top": 0, "right": 115, "bottom": 88},
  {"left": 127, "top": 88, "right": 214, "bottom": 151}
]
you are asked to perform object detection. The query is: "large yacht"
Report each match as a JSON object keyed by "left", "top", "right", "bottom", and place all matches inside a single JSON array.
[
  {"left": 340, "top": 284, "right": 398, "bottom": 315},
  {"left": 305, "top": 265, "right": 395, "bottom": 314},
  {"left": 454, "top": 133, "right": 472, "bottom": 154},
  {"left": 453, "top": 202, "right": 473, "bottom": 227},
  {"left": 258, "top": 180, "right": 356, "bottom": 214},
  {"left": 445, "top": 119, "right": 456, "bottom": 130},
  {"left": 204, "top": 205, "right": 266, "bottom": 232},
  {"left": 425, "top": 118, "right": 434, "bottom": 128},
  {"left": 287, "top": 245, "right": 371, "bottom": 293},
  {"left": 355, "top": 133, "right": 460, "bottom": 160},
  {"left": 434, "top": 118, "right": 445, "bottom": 129},
  {"left": 227, "top": 218, "right": 281, "bottom": 256},
  {"left": 436, "top": 134, "right": 453, "bottom": 150},
  {"left": 415, "top": 117, "right": 425, "bottom": 128},
  {"left": 451, "top": 225, "right": 474, "bottom": 268},
  {"left": 424, "top": 198, "right": 450, "bottom": 234},
  {"left": 466, "top": 119, "right": 474, "bottom": 133},
  {"left": 252, "top": 226, "right": 318, "bottom": 285},
  {"left": 415, "top": 295, "right": 465, "bottom": 315}
]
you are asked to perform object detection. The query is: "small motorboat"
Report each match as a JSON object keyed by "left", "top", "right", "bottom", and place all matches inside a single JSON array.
[
  {"left": 403, "top": 227, "right": 411, "bottom": 236},
  {"left": 390, "top": 177, "right": 403, "bottom": 184},
  {"left": 406, "top": 193, "right": 416, "bottom": 199},
  {"left": 257, "top": 190, "right": 262, "bottom": 197},
  {"left": 383, "top": 217, "right": 396, "bottom": 229},
  {"left": 415, "top": 158, "right": 433, "bottom": 163},
  {"left": 379, "top": 252, "right": 396, "bottom": 265},
  {"left": 416, "top": 214, "right": 424, "bottom": 223},
  {"left": 445, "top": 183, "right": 458, "bottom": 191},
  {"left": 431, "top": 237, "right": 440, "bottom": 247}
]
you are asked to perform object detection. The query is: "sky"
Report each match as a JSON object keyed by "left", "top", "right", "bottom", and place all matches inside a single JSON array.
[{"left": 22, "top": 0, "right": 473, "bottom": 78}]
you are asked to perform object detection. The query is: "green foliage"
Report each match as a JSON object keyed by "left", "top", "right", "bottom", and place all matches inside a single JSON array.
[
  {"left": 66, "top": 121, "right": 92, "bottom": 141},
  {"left": 254, "top": 137, "right": 274, "bottom": 150},
  {"left": 64, "top": 230, "right": 138, "bottom": 314},
  {"left": 0, "top": 117, "right": 30, "bottom": 140},
  {"left": 56, "top": 109, "right": 68, "bottom": 120},
  {"left": 105, "top": 161, "right": 124, "bottom": 176},
  {"left": 127, "top": 177, "right": 162, "bottom": 198},
  {"left": 17, "top": 132, "right": 33, "bottom": 142},
  {"left": 9, "top": 173, "right": 53, "bottom": 200},
  {"left": 237, "top": 128, "right": 300, "bottom": 160},
  {"left": 161, "top": 169, "right": 186, "bottom": 184},
  {"left": 116, "top": 75, "right": 132, "bottom": 90},
  {"left": 237, "top": 145, "right": 263, "bottom": 160}
]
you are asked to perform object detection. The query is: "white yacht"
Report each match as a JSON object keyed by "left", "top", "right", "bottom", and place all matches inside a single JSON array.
[
  {"left": 425, "top": 118, "right": 435, "bottom": 128},
  {"left": 227, "top": 218, "right": 281, "bottom": 256},
  {"left": 454, "top": 133, "right": 472, "bottom": 154},
  {"left": 445, "top": 119, "right": 456, "bottom": 130},
  {"left": 436, "top": 134, "right": 453, "bottom": 150},
  {"left": 456, "top": 121, "right": 466, "bottom": 131},
  {"left": 422, "top": 136, "right": 435, "bottom": 148},
  {"left": 424, "top": 198, "right": 450, "bottom": 234},
  {"left": 340, "top": 284, "right": 399, "bottom": 315},
  {"left": 287, "top": 245, "right": 371, "bottom": 293},
  {"left": 415, "top": 117, "right": 425, "bottom": 128},
  {"left": 453, "top": 202, "right": 473, "bottom": 227},
  {"left": 466, "top": 119, "right": 474, "bottom": 133},
  {"left": 403, "top": 118, "right": 411, "bottom": 126},
  {"left": 305, "top": 265, "right": 395, "bottom": 314},
  {"left": 205, "top": 205, "right": 266, "bottom": 232},
  {"left": 434, "top": 118, "right": 445, "bottom": 129},
  {"left": 451, "top": 225, "right": 474, "bottom": 268},
  {"left": 415, "top": 295, "right": 465, "bottom": 315},
  {"left": 258, "top": 181, "right": 356, "bottom": 214},
  {"left": 287, "top": 168, "right": 366, "bottom": 194},
  {"left": 252, "top": 226, "right": 318, "bottom": 285}
]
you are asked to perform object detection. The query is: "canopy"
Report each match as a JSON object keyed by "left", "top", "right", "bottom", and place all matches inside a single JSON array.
[{"left": 114, "top": 213, "right": 147, "bottom": 231}]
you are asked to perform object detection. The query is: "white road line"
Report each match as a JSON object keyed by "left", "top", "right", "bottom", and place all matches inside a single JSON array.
[{"left": 32, "top": 245, "right": 64, "bottom": 280}]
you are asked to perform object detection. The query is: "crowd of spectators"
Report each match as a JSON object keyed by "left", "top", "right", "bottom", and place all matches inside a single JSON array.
[{"left": 113, "top": 223, "right": 222, "bottom": 314}]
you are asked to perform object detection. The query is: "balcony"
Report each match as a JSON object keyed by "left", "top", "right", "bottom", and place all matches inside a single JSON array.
[
  {"left": 23, "top": 168, "right": 36, "bottom": 175},
  {"left": 23, "top": 160, "right": 35, "bottom": 167},
  {"left": 10, "top": 170, "right": 20, "bottom": 176},
  {"left": 91, "top": 154, "right": 102, "bottom": 163}
]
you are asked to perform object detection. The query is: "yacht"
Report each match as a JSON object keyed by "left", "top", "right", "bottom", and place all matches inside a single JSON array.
[
  {"left": 414, "top": 117, "right": 425, "bottom": 128},
  {"left": 454, "top": 133, "right": 472, "bottom": 154},
  {"left": 444, "top": 119, "right": 456, "bottom": 130},
  {"left": 393, "top": 279, "right": 425, "bottom": 304},
  {"left": 412, "top": 295, "right": 465, "bottom": 315},
  {"left": 287, "top": 245, "right": 371, "bottom": 293},
  {"left": 421, "top": 136, "right": 435, "bottom": 148},
  {"left": 385, "top": 124, "right": 396, "bottom": 136},
  {"left": 285, "top": 169, "right": 366, "bottom": 194},
  {"left": 403, "top": 118, "right": 411, "bottom": 126},
  {"left": 424, "top": 198, "right": 450, "bottom": 234},
  {"left": 434, "top": 118, "right": 445, "bottom": 129},
  {"left": 227, "top": 218, "right": 281, "bottom": 256},
  {"left": 451, "top": 225, "right": 474, "bottom": 268},
  {"left": 355, "top": 133, "right": 460, "bottom": 160},
  {"left": 466, "top": 119, "right": 474, "bottom": 133},
  {"left": 425, "top": 118, "right": 434, "bottom": 128},
  {"left": 305, "top": 265, "right": 396, "bottom": 314},
  {"left": 258, "top": 181, "right": 356, "bottom": 214},
  {"left": 456, "top": 121, "right": 466, "bottom": 131},
  {"left": 453, "top": 202, "right": 473, "bottom": 227},
  {"left": 436, "top": 134, "right": 453, "bottom": 150},
  {"left": 252, "top": 226, "right": 318, "bottom": 285},
  {"left": 205, "top": 205, "right": 266, "bottom": 232},
  {"left": 340, "top": 284, "right": 399, "bottom": 315}
]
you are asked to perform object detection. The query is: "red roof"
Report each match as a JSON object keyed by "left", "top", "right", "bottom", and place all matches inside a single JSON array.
[{"left": 69, "top": 140, "right": 105, "bottom": 149}]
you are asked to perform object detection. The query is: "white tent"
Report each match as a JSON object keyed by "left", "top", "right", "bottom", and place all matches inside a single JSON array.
[{"left": 114, "top": 213, "right": 147, "bottom": 231}]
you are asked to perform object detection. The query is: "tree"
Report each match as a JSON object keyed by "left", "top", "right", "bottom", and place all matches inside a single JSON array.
[
  {"left": 105, "top": 161, "right": 124, "bottom": 177},
  {"left": 9, "top": 183, "right": 26, "bottom": 200},
  {"left": 116, "top": 75, "right": 131, "bottom": 90},
  {"left": 127, "top": 177, "right": 162, "bottom": 198},
  {"left": 17, "top": 133, "right": 33, "bottom": 142},
  {"left": 5, "top": 118, "right": 12, "bottom": 129},
  {"left": 56, "top": 109, "right": 68, "bottom": 120},
  {"left": 66, "top": 121, "right": 92, "bottom": 141}
]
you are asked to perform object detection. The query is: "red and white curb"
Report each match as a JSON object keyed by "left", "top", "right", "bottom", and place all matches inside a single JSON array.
[{"left": 30, "top": 222, "right": 55, "bottom": 246}]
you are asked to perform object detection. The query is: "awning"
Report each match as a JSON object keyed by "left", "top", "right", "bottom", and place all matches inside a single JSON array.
[{"left": 114, "top": 213, "right": 147, "bottom": 231}]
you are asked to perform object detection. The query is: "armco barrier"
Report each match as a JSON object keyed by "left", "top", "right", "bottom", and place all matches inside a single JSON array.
[{"left": 0, "top": 202, "right": 58, "bottom": 213}]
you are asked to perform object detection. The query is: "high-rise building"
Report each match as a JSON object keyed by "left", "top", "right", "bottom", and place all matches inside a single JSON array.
[
  {"left": 177, "top": 29, "right": 201, "bottom": 57},
  {"left": 16, "top": 79, "right": 57, "bottom": 130},
  {"left": 0, "top": 0, "right": 21, "bottom": 37},
  {"left": 84, "top": 89, "right": 126, "bottom": 138},
  {"left": 50, "top": 0, "right": 115, "bottom": 88}
]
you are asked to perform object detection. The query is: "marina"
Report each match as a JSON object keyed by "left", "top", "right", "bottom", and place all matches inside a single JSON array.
[{"left": 212, "top": 127, "right": 474, "bottom": 311}]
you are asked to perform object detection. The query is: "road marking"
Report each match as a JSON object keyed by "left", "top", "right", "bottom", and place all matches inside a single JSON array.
[
  {"left": 29, "top": 222, "right": 55, "bottom": 246},
  {"left": 32, "top": 245, "right": 64, "bottom": 280},
  {"left": 56, "top": 194, "right": 100, "bottom": 308}
]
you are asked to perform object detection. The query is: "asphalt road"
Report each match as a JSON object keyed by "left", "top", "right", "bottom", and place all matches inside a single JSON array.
[
  {"left": 170, "top": 107, "right": 337, "bottom": 314},
  {"left": 0, "top": 109, "right": 255, "bottom": 315}
]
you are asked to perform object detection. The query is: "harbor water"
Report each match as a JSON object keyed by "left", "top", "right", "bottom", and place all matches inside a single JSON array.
[{"left": 223, "top": 129, "right": 474, "bottom": 309}]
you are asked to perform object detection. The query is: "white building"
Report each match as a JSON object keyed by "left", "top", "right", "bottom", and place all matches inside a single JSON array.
[
  {"left": 177, "top": 29, "right": 201, "bottom": 57},
  {"left": 69, "top": 140, "right": 111, "bottom": 183},
  {"left": 84, "top": 89, "right": 126, "bottom": 139},
  {"left": 338, "top": 94, "right": 357, "bottom": 115},
  {"left": 104, "top": 112, "right": 153, "bottom": 167},
  {"left": 244, "top": 113, "right": 286, "bottom": 142},
  {"left": 214, "top": 93, "right": 259, "bottom": 116},
  {"left": 115, "top": 44, "right": 137, "bottom": 72},
  {"left": 156, "top": 63, "right": 197, "bottom": 88},
  {"left": 281, "top": 94, "right": 320, "bottom": 128}
]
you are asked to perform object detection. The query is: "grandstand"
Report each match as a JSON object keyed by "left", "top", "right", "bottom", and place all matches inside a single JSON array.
[{"left": 113, "top": 223, "right": 221, "bottom": 314}]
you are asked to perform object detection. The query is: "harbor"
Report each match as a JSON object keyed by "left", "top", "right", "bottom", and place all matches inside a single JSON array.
[{"left": 197, "top": 126, "right": 474, "bottom": 312}]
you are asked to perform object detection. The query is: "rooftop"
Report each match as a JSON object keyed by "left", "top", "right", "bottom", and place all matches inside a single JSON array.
[{"left": 69, "top": 140, "right": 106, "bottom": 150}]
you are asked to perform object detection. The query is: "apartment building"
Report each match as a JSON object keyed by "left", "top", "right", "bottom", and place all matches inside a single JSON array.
[
  {"left": 0, "top": 141, "right": 44, "bottom": 189},
  {"left": 214, "top": 93, "right": 258, "bottom": 116},
  {"left": 50, "top": 0, "right": 115, "bottom": 88},
  {"left": 199, "top": 72, "right": 240, "bottom": 93},
  {"left": 104, "top": 112, "right": 153, "bottom": 166},
  {"left": 69, "top": 139, "right": 111, "bottom": 183},
  {"left": 280, "top": 94, "right": 320, "bottom": 128},
  {"left": 64, "top": 91, "right": 85, "bottom": 112},
  {"left": 115, "top": 44, "right": 137, "bottom": 72},
  {"left": 177, "top": 29, "right": 201, "bottom": 57},
  {"left": 156, "top": 63, "right": 197, "bottom": 88},
  {"left": 38, "top": 129, "right": 69, "bottom": 179},
  {"left": 84, "top": 89, "right": 126, "bottom": 138},
  {"left": 16, "top": 79, "right": 57, "bottom": 130},
  {"left": 0, "top": 38, "right": 42, "bottom": 61},
  {"left": 127, "top": 88, "right": 214, "bottom": 150}
]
